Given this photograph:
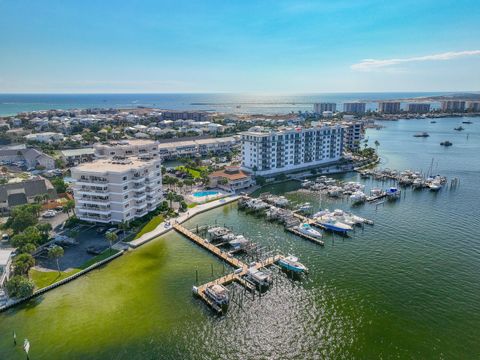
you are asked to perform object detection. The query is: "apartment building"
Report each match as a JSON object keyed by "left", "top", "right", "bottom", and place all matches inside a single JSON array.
[
  {"left": 158, "top": 137, "right": 239, "bottom": 159},
  {"left": 94, "top": 139, "right": 159, "bottom": 158},
  {"left": 467, "top": 101, "right": 480, "bottom": 112},
  {"left": 314, "top": 103, "right": 337, "bottom": 114},
  {"left": 342, "top": 121, "right": 364, "bottom": 151},
  {"left": 343, "top": 102, "right": 366, "bottom": 114},
  {"left": 407, "top": 103, "right": 431, "bottom": 113},
  {"left": 241, "top": 125, "right": 344, "bottom": 176},
  {"left": 441, "top": 100, "right": 466, "bottom": 112},
  {"left": 71, "top": 156, "right": 163, "bottom": 224},
  {"left": 378, "top": 102, "right": 401, "bottom": 114}
]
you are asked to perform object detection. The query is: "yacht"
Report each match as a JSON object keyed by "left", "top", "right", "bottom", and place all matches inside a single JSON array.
[
  {"left": 385, "top": 187, "right": 400, "bottom": 199},
  {"left": 278, "top": 255, "right": 308, "bottom": 273},
  {"left": 245, "top": 267, "right": 272, "bottom": 287},
  {"left": 204, "top": 284, "right": 229, "bottom": 307},
  {"left": 428, "top": 181, "right": 442, "bottom": 191},
  {"left": 296, "top": 223, "right": 322, "bottom": 239},
  {"left": 350, "top": 191, "right": 366, "bottom": 204},
  {"left": 413, "top": 132, "right": 429, "bottom": 137},
  {"left": 315, "top": 215, "right": 353, "bottom": 234},
  {"left": 454, "top": 126, "right": 465, "bottom": 131},
  {"left": 229, "top": 235, "right": 249, "bottom": 250}
]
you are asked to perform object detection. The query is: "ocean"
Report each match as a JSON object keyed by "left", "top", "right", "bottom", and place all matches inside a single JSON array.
[{"left": 0, "top": 92, "right": 450, "bottom": 116}]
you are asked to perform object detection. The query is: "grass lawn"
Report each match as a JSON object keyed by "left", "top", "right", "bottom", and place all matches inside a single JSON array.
[
  {"left": 175, "top": 166, "right": 202, "bottom": 179},
  {"left": 187, "top": 203, "right": 198, "bottom": 208},
  {"left": 133, "top": 215, "right": 164, "bottom": 240},
  {"left": 30, "top": 249, "right": 120, "bottom": 289}
]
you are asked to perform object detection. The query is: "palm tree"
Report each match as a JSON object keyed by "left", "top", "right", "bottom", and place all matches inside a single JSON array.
[
  {"left": 118, "top": 221, "right": 129, "bottom": 239},
  {"left": 105, "top": 232, "right": 118, "bottom": 254},
  {"left": 166, "top": 192, "right": 176, "bottom": 209},
  {"left": 42, "top": 193, "right": 50, "bottom": 204},
  {"left": 34, "top": 195, "right": 43, "bottom": 204},
  {"left": 62, "top": 199, "right": 75, "bottom": 218},
  {"left": 48, "top": 245, "right": 64, "bottom": 274}
]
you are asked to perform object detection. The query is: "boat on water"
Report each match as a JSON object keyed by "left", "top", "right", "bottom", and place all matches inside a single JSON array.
[
  {"left": 245, "top": 267, "right": 272, "bottom": 287},
  {"left": 412, "top": 178, "right": 424, "bottom": 189},
  {"left": 430, "top": 120, "right": 437, "bottom": 123},
  {"left": 462, "top": 120, "right": 472, "bottom": 124},
  {"left": 204, "top": 284, "right": 229, "bottom": 307},
  {"left": 315, "top": 215, "right": 353, "bottom": 233},
  {"left": 278, "top": 255, "right": 308, "bottom": 273},
  {"left": 297, "top": 202, "right": 312, "bottom": 212},
  {"left": 440, "top": 141, "right": 453, "bottom": 146},
  {"left": 350, "top": 191, "right": 367, "bottom": 204},
  {"left": 413, "top": 132, "right": 429, "bottom": 137},
  {"left": 385, "top": 187, "right": 400, "bottom": 199},
  {"left": 428, "top": 181, "right": 442, "bottom": 191},
  {"left": 295, "top": 223, "right": 322, "bottom": 239},
  {"left": 229, "top": 235, "right": 249, "bottom": 250},
  {"left": 454, "top": 126, "right": 465, "bottom": 131}
]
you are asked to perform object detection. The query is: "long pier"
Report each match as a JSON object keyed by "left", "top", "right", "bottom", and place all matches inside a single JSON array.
[{"left": 172, "top": 223, "right": 284, "bottom": 313}]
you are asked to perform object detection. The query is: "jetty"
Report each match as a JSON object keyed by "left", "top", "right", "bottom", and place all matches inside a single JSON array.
[{"left": 172, "top": 223, "right": 284, "bottom": 313}]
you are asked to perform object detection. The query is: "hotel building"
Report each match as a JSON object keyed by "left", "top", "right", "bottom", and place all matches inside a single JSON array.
[
  {"left": 441, "top": 100, "right": 466, "bottom": 112},
  {"left": 407, "top": 103, "right": 431, "bottom": 113},
  {"left": 241, "top": 125, "right": 344, "bottom": 176},
  {"left": 71, "top": 156, "right": 163, "bottom": 224},
  {"left": 467, "top": 101, "right": 480, "bottom": 112},
  {"left": 314, "top": 103, "right": 337, "bottom": 114},
  {"left": 343, "top": 102, "right": 366, "bottom": 114},
  {"left": 158, "top": 137, "right": 239, "bottom": 159},
  {"left": 378, "top": 102, "right": 401, "bottom": 114}
]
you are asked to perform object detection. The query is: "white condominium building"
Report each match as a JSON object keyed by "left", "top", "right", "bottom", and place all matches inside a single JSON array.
[
  {"left": 94, "top": 139, "right": 159, "bottom": 158},
  {"left": 241, "top": 125, "right": 344, "bottom": 176},
  {"left": 71, "top": 156, "right": 163, "bottom": 224},
  {"left": 314, "top": 103, "right": 337, "bottom": 114},
  {"left": 158, "top": 136, "right": 239, "bottom": 159}
]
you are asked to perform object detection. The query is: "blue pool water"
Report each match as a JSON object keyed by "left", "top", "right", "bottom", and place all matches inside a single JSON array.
[{"left": 192, "top": 190, "right": 220, "bottom": 197}]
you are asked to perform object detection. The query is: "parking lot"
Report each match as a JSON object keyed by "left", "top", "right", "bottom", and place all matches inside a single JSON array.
[{"left": 36, "top": 224, "right": 111, "bottom": 271}]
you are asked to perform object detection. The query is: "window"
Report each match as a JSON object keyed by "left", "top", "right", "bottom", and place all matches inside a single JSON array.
[
  {"left": 123, "top": 176, "right": 127, "bottom": 181},
  {"left": 123, "top": 185, "right": 128, "bottom": 190},
  {"left": 124, "top": 195, "right": 128, "bottom": 199}
]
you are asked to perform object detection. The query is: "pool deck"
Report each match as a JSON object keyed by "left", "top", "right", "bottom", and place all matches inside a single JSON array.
[
  {"left": 187, "top": 189, "right": 232, "bottom": 204},
  {"left": 128, "top": 195, "right": 240, "bottom": 248}
]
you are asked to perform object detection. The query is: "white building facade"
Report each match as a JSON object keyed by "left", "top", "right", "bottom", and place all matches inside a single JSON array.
[
  {"left": 71, "top": 156, "right": 163, "bottom": 224},
  {"left": 94, "top": 139, "right": 159, "bottom": 159},
  {"left": 241, "top": 125, "right": 344, "bottom": 176}
]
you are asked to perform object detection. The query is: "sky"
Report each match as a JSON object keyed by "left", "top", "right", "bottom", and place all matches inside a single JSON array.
[{"left": 0, "top": 0, "right": 479, "bottom": 93}]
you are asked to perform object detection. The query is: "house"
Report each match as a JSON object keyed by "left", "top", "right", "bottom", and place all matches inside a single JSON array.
[
  {"left": 0, "top": 148, "right": 55, "bottom": 170},
  {"left": 209, "top": 166, "right": 254, "bottom": 192},
  {"left": 24, "top": 132, "right": 64, "bottom": 143},
  {"left": 59, "top": 148, "right": 95, "bottom": 166},
  {"left": 0, "top": 177, "right": 56, "bottom": 214}
]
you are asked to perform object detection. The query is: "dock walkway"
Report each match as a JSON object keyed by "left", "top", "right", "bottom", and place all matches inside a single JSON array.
[{"left": 172, "top": 223, "right": 284, "bottom": 313}]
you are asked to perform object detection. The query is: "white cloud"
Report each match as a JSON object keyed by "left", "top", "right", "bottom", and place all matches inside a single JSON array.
[{"left": 351, "top": 50, "right": 480, "bottom": 71}]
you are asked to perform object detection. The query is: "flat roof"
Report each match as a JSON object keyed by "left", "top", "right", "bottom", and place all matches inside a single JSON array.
[
  {"left": 73, "top": 157, "right": 158, "bottom": 173},
  {"left": 60, "top": 148, "right": 95, "bottom": 157},
  {"left": 97, "top": 139, "right": 157, "bottom": 147}
]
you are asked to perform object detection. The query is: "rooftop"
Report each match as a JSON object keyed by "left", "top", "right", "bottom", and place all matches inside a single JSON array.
[{"left": 72, "top": 156, "right": 158, "bottom": 173}]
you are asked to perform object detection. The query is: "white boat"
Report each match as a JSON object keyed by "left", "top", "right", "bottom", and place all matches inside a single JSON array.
[
  {"left": 297, "top": 202, "right": 312, "bottom": 212},
  {"left": 428, "top": 181, "right": 442, "bottom": 191},
  {"left": 229, "top": 235, "right": 249, "bottom": 250},
  {"left": 278, "top": 255, "right": 308, "bottom": 273},
  {"left": 316, "top": 215, "right": 353, "bottom": 233},
  {"left": 350, "top": 191, "right": 366, "bottom": 204},
  {"left": 296, "top": 223, "right": 322, "bottom": 239},
  {"left": 204, "top": 284, "right": 229, "bottom": 307},
  {"left": 386, "top": 187, "right": 400, "bottom": 198},
  {"left": 246, "top": 267, "right": 272, "bottom": 287}
]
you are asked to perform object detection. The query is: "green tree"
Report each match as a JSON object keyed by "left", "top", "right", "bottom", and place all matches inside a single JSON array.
[
  {"left": 62, "top": 199, "right": 75, "bottom": 218},
  {"left": 37, "top": 223, "right": 52, "bottom": 238},
  {"left": 52, "top": 177, "right": 68, "bottom": 193},
  {"left": 10, "top": 210, "right": 38, "bottom": 234},
  {"left": 166, "top": 192, "right": 176, "bottom": 208},
  {"left": 48, "top": 245, "right": 64, "bottom": 273},
  {"left": 13, "top": 253, "right": 35, "bottom": 276},
  {"left": 105, "top": 231, "right": 118, "bottom": 254},
  {"left": 5, "top": 275, "right": 35, "bottom": 298}
]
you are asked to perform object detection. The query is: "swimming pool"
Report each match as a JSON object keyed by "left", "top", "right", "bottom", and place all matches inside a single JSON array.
[{"left": 192, "top": 190, "right": 221, "bottom": 197}]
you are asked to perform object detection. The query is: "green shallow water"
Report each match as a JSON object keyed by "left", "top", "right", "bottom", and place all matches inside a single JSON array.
[{"left": 1, "top": 117, "right": 480, "bottom": 359}]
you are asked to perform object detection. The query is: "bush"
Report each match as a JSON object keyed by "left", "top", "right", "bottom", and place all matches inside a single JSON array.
[{"left": 5, "top": 275, "right": 35, "bottom": 298}]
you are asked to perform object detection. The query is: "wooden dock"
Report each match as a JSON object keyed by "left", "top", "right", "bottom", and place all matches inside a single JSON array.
[
  {"left": 173, "top": 223, "right": 284, "bottom": 313},
  {"left": 285, "top": 227, "right": 325, "bottom": 246}
]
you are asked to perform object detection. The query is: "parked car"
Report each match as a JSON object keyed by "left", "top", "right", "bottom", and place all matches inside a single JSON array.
[
  {"left": 42, "top": 210, "right": 56, "bottom": 218},
  {"left": 1, "top": 233, "right": 9, "bottom": 242}
]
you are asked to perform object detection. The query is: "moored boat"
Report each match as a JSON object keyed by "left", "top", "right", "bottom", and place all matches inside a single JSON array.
[
  {"left": 278, "top": 255, "right": 308, "bottom": 273},
  {"left": 295, "top": 223, "right": 322, "bottom": 239},
  {"left": 245, "top": 267, "right": 272, "bottom": 287},
  {"left": 204, "top": 284, "right": 230, "bottom": 308}
]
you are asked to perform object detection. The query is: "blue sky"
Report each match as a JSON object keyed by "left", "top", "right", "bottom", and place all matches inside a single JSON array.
[{"left": 0, "top": 0, "right": 479, "bottom": 93}]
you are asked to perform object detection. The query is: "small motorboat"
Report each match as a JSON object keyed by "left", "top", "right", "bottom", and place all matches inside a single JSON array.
[
  {"left": 229, "top": 235, "right": 249, "bottom": 250},
  {"left": 278, "top": 255, "right": 308, "bottom": 273},
  {"left": 440, "top": 141, "right": 453, "bottom": 146},
  {"left": 350, "top": 191, "right": 366, "bottom": 204},
  {"left": 430, "top": 120, "right": 437, "bottom": 123},
  {"left": 315, "top": 215, "right": 353, "bottom": 233},
  {"left": 428, "top": 181, "right": 442, "bottom": 191},
  {"left": 245, "top": 267, "right": 272, "bottom": 287},
  {"left": 462, "top": 121, "right": 472, "bottom": 124},
  {"left": 385, "top": 187, "right": 400, "bottom": 199},
  {"left": 454, "top": 126, "right": 465, "bottom": 131},
  {"left": 413, "top": 132, "right": 429, "bottom": 137},
  {"left": 296, "top": 223, "right": 322, "bottom": 239},
  {"left": 204, "top": 284, "right": 229, "bottom": 307}
]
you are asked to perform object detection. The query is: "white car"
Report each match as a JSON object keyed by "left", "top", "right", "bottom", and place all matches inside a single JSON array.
[{"left": 42, "top": 210, "right": 56, "bottom": 218}]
